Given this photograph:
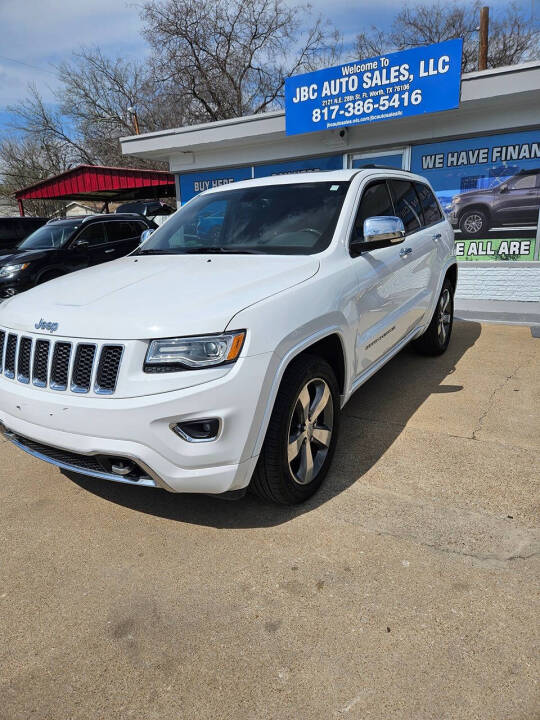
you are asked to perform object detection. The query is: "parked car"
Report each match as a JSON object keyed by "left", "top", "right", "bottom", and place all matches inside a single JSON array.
[
  {"left": 0, "top": 217, "right": 48, "bottom": 252},
  {"left": 116, "top": 200, "right": 176, "bottom": 226},
  {"left": 0, "top": 213, "right": 155, "bottom": 299},
  {"left": 448, "top": 168, "right": 540, "bottom": 237},
  {"left": 0, "top": 169, "right": 456, "bottom": 505}
]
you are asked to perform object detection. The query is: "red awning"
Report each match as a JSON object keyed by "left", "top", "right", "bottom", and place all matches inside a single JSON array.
[{"left": 15, "top": 164, "right": 175, "bottom": 203}]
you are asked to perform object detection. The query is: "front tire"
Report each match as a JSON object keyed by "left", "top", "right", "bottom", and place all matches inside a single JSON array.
[
  {"left": 412, "top": 279, "right": 454, "bottom": 356},
  {"left": 251, "top": 354, "right": 340, "bottom": 505}
]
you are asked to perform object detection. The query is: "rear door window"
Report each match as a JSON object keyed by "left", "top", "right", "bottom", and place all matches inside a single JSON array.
[
  {"left": 389, "top": 179, "right": 424, "bottom": 233},
  {"left": 76, "top": 223, "right": 106, "bottom": 246},
  {"left": 414, "top": 182, "right": 443, "bottom": 225},
  {"left": 508, "top": 174, "right": 536, "bottom": 190},
  {"left": 105, "top": 221, "right": 143, "bottom": 243}
]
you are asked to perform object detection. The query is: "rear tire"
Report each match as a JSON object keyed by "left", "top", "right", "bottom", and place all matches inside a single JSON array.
[
  {"left": 251, "top": 354, "right": 340, "bottom": 505},
  {"left": 412, "top": 279, "right": 454, "bottom": 356}
]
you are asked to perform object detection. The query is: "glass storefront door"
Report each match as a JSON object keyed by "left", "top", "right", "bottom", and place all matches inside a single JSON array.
[{"left": 350, "top": 149, "right": 407, "bottom": 170}]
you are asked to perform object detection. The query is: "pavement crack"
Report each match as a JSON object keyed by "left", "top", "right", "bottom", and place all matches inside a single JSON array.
[
  {"left": 373, "top": 529, "right": 539, "bottom": 566},
  {"left": 471, "top": 358, "right": 531, "bottom": 440}
]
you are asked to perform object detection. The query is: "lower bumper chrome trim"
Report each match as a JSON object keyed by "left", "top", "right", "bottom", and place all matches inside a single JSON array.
[{"left": 1, "top": 425, "right": 158, "bottom": 488}]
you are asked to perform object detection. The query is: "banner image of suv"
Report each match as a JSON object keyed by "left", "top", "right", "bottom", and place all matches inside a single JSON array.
[{"left": 448, "top": 168, "right": 540, "bottom": 237}]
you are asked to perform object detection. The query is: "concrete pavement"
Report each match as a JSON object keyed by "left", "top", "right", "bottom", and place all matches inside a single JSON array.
[{"left": 0, "top": 320, "right": 538, "bottom": 720}]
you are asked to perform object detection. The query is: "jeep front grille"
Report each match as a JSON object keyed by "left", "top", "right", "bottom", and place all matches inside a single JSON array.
[{"left": 0, "top": 330, "right": 123, "bottom": 396}]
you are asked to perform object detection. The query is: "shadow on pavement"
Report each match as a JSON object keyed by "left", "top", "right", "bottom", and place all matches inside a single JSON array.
[{"left": 66, "top": 319, "right": 482, "bottom": 529}]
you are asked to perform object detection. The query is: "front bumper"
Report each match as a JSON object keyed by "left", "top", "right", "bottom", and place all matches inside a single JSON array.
[{"left": 0, "top": 352, "right": 274, "bottom": 493}]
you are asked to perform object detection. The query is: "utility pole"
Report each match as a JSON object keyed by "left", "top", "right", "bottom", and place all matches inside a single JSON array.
[
  {"left": 478, "top": 6, "right": 489, "bottom": 71},
  {"left": 127, "top": 106, "right": 140, "bottom": 135}
]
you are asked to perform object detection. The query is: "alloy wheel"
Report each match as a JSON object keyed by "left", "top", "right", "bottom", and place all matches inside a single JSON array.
[
  {"left": 463, "top": 213, "right": 483, "bottom": 234},
  {"left": 437, "top": 288, "right": 452, "bottom": 345},
  {"left": 287, "top": 378, "right": 334, "bottom": 486}
]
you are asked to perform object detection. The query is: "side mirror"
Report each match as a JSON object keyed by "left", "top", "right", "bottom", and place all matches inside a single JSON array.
[
  {"left": 72, "top": 238, "right": 89, "bottom": 249},
  {"left": 350, "top": 216, "right": 406, "bottom": 256},
  {"left": 140, "top": 228, "right": 154, "bottom": 244},
  {"left": 499, "top": 184, "right": 508, "bottom": 193}
]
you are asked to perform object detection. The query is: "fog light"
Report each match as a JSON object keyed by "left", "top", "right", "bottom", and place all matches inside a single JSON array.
[{"left": 171, "top": 418, "right": 220, "bottom": 442}]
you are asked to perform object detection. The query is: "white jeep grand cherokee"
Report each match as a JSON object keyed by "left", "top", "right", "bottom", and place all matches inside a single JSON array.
[{"left": 0, "top": 169, "right": 456, "bottom": 504}]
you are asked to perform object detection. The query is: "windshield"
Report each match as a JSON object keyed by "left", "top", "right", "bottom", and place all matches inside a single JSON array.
[
  {"left": 18, "top": 220, "right": 80, "bottom": 250},
  {"left": 136, "top": 181, "right": 350, "bottom": 255}
]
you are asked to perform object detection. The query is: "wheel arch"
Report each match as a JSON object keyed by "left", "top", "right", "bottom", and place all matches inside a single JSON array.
[
  {"left": 458, "top": 203, "right": 491, "bottom": 223},
  {"left": 445, "top": 263, "right": 458, "bottom": 295},
  {"left": 251, "top": 328, "right": 348, "bottom": 458},
  {"left": 35, "top": 266, "right": 65, "bottom": 284}
]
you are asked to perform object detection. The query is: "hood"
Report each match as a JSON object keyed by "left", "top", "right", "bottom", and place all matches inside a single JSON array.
[
  {"left": 453, "top": 187, "right": 495, "bottom": 201},
  {"left": 0, "top": 248, "right": 55, "bottom": 265},
  {"left": 0, "top": 254, "right": 319, "bottom": 340}
]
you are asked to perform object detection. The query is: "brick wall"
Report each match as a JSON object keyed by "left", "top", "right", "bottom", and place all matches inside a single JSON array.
[{"left": 456, "top": 263, "right": 540, "bottom": 301}]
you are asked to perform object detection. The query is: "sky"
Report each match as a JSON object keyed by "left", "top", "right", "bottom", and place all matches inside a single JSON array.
[{"left": 0, "top": 0, "right": 536, "bottom": 134}]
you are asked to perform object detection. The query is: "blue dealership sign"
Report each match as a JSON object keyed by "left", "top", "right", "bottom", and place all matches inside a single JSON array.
[
  {"left": 285, "top": 39, "right": 462, "bottom": 136},
  {"left": 179, "top": 167, "right": 251, "bottom": 203}
]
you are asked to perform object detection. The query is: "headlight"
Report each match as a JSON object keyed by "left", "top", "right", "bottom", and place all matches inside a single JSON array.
[
  {"left": 144, "top": 330, "right": 246, "bottom": 371},
  {"left": 0, "top": 263, "right": 30, "bottom": 278}
]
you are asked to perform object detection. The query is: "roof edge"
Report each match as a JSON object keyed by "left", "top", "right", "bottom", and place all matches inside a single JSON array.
[
  {"left": 14, "top": 164, "right": 174, "bottom": 198},
  {"left": 120, "top": 60, "right": 540, "bottom": 146}
]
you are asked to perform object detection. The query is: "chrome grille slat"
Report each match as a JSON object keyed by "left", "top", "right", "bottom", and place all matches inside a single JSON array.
[
  {"left": 17, "top": 337, "right": 32, "bottom": 383},
  {"left": 71, "top": 344, "right": 96, "bottom": 393},
  {"left": 0, "top": 330, "right": 5, "bottom": 373},
  {"left": 5, "top": 334, "right": 17, "bottom": 379},
  {"left": 32, "top": 340, "right": 50, "bottom": 387},
  {"left": 0, "top": 328, "right": 123, "bottom": 395},
  {"left": 50, "top": 342, "right": 72, "bottom": 391},
  {"left": 95, "top": 345, "right": 123, "bottom": 394}
]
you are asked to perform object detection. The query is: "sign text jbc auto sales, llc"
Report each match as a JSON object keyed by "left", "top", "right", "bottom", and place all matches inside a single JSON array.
[{"left": 285, "top": 39, "right": 463, "bottom": 136}]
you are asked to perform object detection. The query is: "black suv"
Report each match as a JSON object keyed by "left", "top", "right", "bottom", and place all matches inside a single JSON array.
[
  {"left": 0, "top": 214, "right": 155, "bottom": 299},
  {"left": 449, "top": 168, "right": 540, "bottom": 237},
  {"left": 0, "top": 217, "right": 48, "bottom": 252}
]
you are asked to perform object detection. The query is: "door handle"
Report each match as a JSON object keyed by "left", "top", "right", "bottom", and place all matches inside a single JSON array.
[
  {"left": 432, "top": 233, "right": 442, "bottom": 242},
  {"left": 105, "top": 248, "right": 115, "bottom": 254},
  {"left": 399, "top": 247, "right": 412, "bottom": 257}
]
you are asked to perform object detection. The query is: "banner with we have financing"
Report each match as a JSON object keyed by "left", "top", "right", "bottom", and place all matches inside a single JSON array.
[{"left": 411, "top": 129, "right": 540, "bottom": 261}]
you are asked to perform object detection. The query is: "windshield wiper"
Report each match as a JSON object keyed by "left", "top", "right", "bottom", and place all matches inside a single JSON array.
[
  {"left": 184, "top": 246, "right": 263, "bottom": 254},
  {"left": 136, "top": 248, "right": 181, "bottom": 255},
  {"left": 136, "top": 246, "right": 264, "bottom": 256}
]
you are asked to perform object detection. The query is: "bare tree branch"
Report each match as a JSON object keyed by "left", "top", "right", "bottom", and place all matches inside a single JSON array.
[{"left": 355, "top": 1, "right": 539, "bottom": 72}]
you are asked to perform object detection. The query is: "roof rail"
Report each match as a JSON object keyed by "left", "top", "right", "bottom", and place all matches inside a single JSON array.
[{"left": 357, "top": 164, "right": 406, "bottom": 170}]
